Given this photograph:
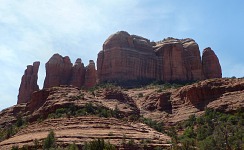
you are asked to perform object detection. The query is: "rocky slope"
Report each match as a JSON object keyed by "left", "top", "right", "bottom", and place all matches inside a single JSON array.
[
  {"left": 97, "top": 31, "right": 222, "bottom": 83},
  {"left": 1, "top": 78, "right": 244, "bottom": 149},
  {"left": 136, "top": 78, "right": 244, "bottom": 123},
  {"left": 0, "top": 116, "right": 170, "bottom": 149}
]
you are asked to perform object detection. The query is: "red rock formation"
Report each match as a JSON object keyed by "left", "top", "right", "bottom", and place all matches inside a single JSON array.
[
  {"left": 17, "top": 61, "right": 40, "bottom": 104},
  {"left": 43, "top": 54, "right": 73, "bottom": 88},
  {"left": 174, "top": 78, "right": 244, "bottom": 108},
  {"left": 70, "top": 58, "right": 86, "bottom": 88},
  {"left": 84, "top": 60, "right": 97, "bottom": 88},
  {"left": 154, "top": 38, "right": 204, "bottom": 82},
  {"left": 182, "top": 39, "right": 204, "bottom": 80},
  {"left": 155, "top": 39, "right": 187, "bottom": 81},
  {"left": 202, "top": 47, "right": 222, "bottom": 79},
  {"left": 156, "top": 92, "right": 172, "bottom": 111},
  {"left": 97, "top": 31, "right": 157, "bottom": 83},
  {"left": 98, "top": 32, "right": 219, "bottom": 84},
  {"left": 26, "top": 89, "right": 50, "bottom": 113}
]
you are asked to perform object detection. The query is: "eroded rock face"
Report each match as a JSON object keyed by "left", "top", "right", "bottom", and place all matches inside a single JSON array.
[
  {"left": 182, "top": 39, "right": 204, "bottom": 80},
  {"left": 26, "top": 89, "right": 50, "bottom": 113},
  {"left": 202, "top": 47, "right": 222, "bottom": 79},
  {"left": 17, "top": 61, "right": 40, "bottom": 104},
  {"left": 70, "top": 58, "right": 86, "bottom": 88},
  {"left": 155, "top": 39, "right": 187, "bottom": 81},
  {"left": 44, "top": 54, "right": 73, "bottom": 88},
  {"left": 98, "top": 31, "right": 220, "bottom": 84},
  {"left": 44, "top": 54, "right": 96, "bottom": 89},
  {"left": 97, "top": 31, "right": 157, "bottom": 83},
  {"left": 174, "top": 78, "right": 244, "bottom": 109},
  {"left": 84, "top": 60, "right": 97, "bottom": 88}
]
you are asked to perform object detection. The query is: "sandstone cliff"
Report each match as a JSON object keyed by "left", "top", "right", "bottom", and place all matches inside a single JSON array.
[
  {"left": 43, "top": 54, "right": 73, "bottom": 88},
  {"left": 70, "top": 58, "right": 86, "bottom": 88},
  {"left": 97, "top": 31, "right": 158, "bottom": 83},
  {"left": 43, "top": 54, "right": 97, "bottom": 89},
  {"left": 202, "top": 47, "right": 222, "bottom": 79},
  {"left": 84, "top": 60, "right": 97, "bottom": 88},
  {"left": 17, "top": 61, "right": 40, "bottom": 104},
  {"left": 97, "top": 31, "right": 221, "bottom": 83}
]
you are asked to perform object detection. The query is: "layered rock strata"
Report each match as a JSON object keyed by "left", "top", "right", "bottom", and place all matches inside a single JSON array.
[
  {"left": 97, "top": 31, "right": 222, "bottom": 83},
  {"left": 97, "top": 31, "right": 158, "bottom": 82},
  {"left": 17, "top": 61, "right": 40, "bottom": 104}
]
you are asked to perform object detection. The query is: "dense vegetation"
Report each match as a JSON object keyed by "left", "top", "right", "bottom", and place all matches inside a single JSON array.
[
  {"left": 170, "top": 108, "right": 244, "bottom": 150},
  {"left": 83, "top": 139, "right": 116, "bottom": 150},
  {"left": 48, "top": 102, "right": 121, "bottom": 119}
]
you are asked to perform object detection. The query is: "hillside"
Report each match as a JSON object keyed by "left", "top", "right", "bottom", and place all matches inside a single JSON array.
[{"left": 0, "top": 78, "right": 243, "bottom": 149}]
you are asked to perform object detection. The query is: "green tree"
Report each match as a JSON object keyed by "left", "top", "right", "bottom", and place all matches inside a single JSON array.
[
  {"left": 68, "top": 142, "right": 79, "bottom": 150},
  {"left": 83, "top": 139, "right": 116, "bottom": 150},
  {"left": 43, "top": 130, "right": 56, "bottom": 149}
]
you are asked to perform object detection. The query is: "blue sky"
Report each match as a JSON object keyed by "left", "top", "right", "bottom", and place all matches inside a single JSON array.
[{"left": 0, "top": 0, "right": 244, "bottom": 110}]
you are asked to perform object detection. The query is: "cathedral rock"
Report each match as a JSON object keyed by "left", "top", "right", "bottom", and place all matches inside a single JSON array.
[
  {"left": 97, "top": 31, "right": 222, "bottom": 83},
  {"left": 18, "top": 31, "right": 222, "bottom": 104}
]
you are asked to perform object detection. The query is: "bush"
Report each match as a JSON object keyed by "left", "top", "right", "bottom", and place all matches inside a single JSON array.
[
  {"left": 48, "top": 103, "right": 123, "bottom": 120},
  {"left": 68, "top": 143, "right": 79, "bottom": 150},
  {"left": 138, "top": 93, "right": 143, "bottom": 98},
  {"left": 175, "top": 108, "right": 244, "bottom": 149},
  {"left": 83, "top": 139, "right": 116, "bottom": 150},
  {"left": 11, "top": 146, "right": 19, "bottom": 150},
  {"left": 141, "top": 118, "right": 164, "bottom": 133},
  {"left": 43, "top": 130, "right": 56, "bottom": 149},
  {"left": 16, "top": 115, "right": 24, "bottom": 127}
]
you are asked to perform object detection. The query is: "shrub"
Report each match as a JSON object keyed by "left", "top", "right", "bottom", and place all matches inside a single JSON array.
[
  {"left": 127, "top": 139, "right": 135, "bottom": 146},
  {"left": 11, "top": 146, "right": 19, "bottom": 150},
  {"left": 33, "top": 139, "right": 39, "bottom": 149},
  {"left": 68, "top": 143, "right": 79, "bottom": 150},
  {"left": 83, "top": 139, "right": 116, "bottom": 150},
  {"left": 174, "top": 108, "right": 244, "bottom": 149},
  {"left": 43, "top": 130, "right": 56, "bottom": 149},
  {"left": 138, "top": 93, "right": 143, "bottom": 98},
  {"left": 16, "top": 115, "right": 24, "bottom": 127},
  {"left": 141, "top": 118, "right": 164, "bottom": 133}
]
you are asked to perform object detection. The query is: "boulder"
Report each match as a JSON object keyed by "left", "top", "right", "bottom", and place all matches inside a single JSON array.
[
  {"left": 202, "top": 47, "right": 222, "bottom": 79},
  {"left": 17, "top": 61, "right": 40, "bottom": 104},
  {"left": 26, "top": 89, "right": 50, "bottom": 113},
  {"left": 156, "top": 92, "right": 172, "bottom": 111}
]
